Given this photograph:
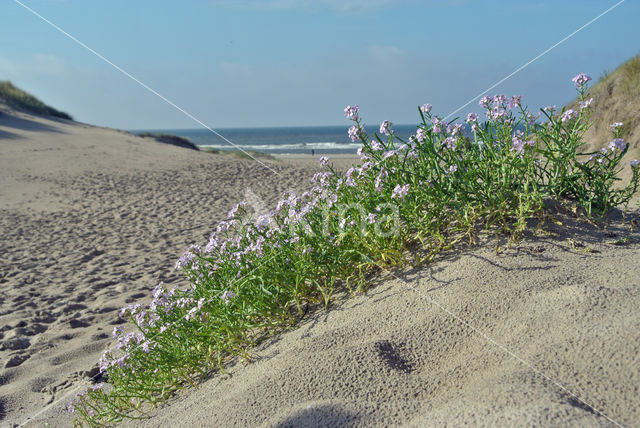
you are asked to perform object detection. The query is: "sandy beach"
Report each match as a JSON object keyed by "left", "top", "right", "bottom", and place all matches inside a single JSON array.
[{"left": 2, "top": 106, "right": 640, "bottom": 427}]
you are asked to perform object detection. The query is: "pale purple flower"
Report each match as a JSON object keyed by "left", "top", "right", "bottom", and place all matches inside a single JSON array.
[
  {"left": 630, "top": 159, "right": 640, "bottom": 168},
  {"left": 348, "top": 125, "right": 360, "bottom": 142},
  {"left": 572, "top": 73, "right": 592, "bottom": 87},
  {"left": 443, "top": 137, "right": 456, "bottom": 151},
  {"left": 492, "top": 94, "right": 507, "bottom": 106},
  {"left": 608, "top": 138, "right": 627, "bottom": 152},
  {"left": 344, "top": 105, "right": 359, "bottom": 120},
  {"left": 371, "top": 140, "right": 384, "bottom": 151},
  {"left": 366, "top": 213, "right": 377, "bottom": 224},
  {"left": 119, "top": 303, "right": 142, "bottom": 319},
  {"left": 479, "top": 95, "right": 492, "bottom": 108},
  {"left": 338, "top": 217, "right": 347, "bottom": 229},
  {"left": 489, "top": 107, "right": 506, "bottom": 121},
  {"left": 416, "top": 128, "right": 427, "bottom": 142},
  {"left": 466, "top": 112, "right": 478, "bottom": 123},
  {"left": 255, "top": 214, "right": 271, "bottom": 229},
  {"left": 318, "top": 156, "right": 329, "bottom": 166},
  {"left": 373, "top": 175, "right": 384, "bottom": 192},
  {"left": 383, "top": 150, "right": 397, "bottom": 159},
  {"left": 112, "top": 325, "right": 124, "bottom": 338},
  {"left": 447, "top": 165, "right": 458, "bottom": 175},
  {"left": 67, "top": 403, "right": 75, "bottom": 413},
  {"left": 185, "top": 306, "right": 199, "bottom": 321},
  {"left": 91, "top": 383, "right": 104, "bottom": 392},
  {"left": 221, "top": 290, "right": 236, "bottom": 304},
  {"left": 610, "top": 122, "right": 623, "bottom": 131},
  {"left": 432, "top": 117, "right": 443, "bottom": 134},
  {"left": 391, "top": 184, "right": 410, "bottom": 199},
  {"left": 98, "top": 349, "right": 112, "bottom": 373},
  {"left": 508, "top": 95, "right": 522, "bottom": 109},
  {"left": 216, "top": 219, "right": 236, "bottom": 234},
  {"left": 421, "top": 103, "right": 432, "bottom": 113},
  {"left": 141, "top": 340, "right": 154, "bottom": 353},
  {"left": 227, "top": 202, "right": 245, "bottom": 219},
  {"left": 579, "top": 97, "right": 594, "bottom": 109},
  {"left": 511, "top": 132, "right": 535, "bottom": 156},
  {"left": 115, "top": 355, "right": 129, "bottom": 368},
  {"left": 448, "top": 123, "right": 463, "bottom": 136},
  {"left": 560, "top": 109, "right": 578, "bottom": 123},
  {"left": 374, "top": 171, "right": 386, "bottom": 192},
  {"left": 543, "top": 105, "right": 556, "bottom": 112},
  {"left": 379, "top": 120, "right": 393, "bottom": 136}
]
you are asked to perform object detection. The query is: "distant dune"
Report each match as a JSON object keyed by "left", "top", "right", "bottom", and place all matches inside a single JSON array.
[{"left": 0, "top": 81, "right": 73, "bottom": 121}]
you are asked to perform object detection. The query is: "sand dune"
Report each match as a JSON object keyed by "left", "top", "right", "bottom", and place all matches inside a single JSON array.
[{"left": 1, "top": 106, "right": 639, "bottom": 427}]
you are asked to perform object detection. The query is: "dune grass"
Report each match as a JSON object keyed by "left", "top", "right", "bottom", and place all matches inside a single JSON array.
[
  {"left": 0, "top": 81, "right": 73, "bottom": 120},
  {"left": 69, "top": 74, "right": 639, "bottom": 426}
]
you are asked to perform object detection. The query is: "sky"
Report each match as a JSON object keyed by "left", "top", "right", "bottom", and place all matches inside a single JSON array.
[{"left": 0, "top": 0, "right": 638, "bottom": 130}]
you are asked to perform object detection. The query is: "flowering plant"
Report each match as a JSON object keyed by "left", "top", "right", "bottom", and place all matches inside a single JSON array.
[{"left": 70, "top": 74, "right": 639, "bottom": 426}]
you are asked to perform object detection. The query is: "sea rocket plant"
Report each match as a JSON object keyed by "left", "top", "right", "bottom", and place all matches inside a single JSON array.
[{"left": 70, "top": 73, "right": 640, "bottom": 426}]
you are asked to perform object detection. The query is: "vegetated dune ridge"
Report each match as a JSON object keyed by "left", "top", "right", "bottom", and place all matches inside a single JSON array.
[
  {"left": 567, "top": 53, "right": 640, "bottom": 184},
  {"left": 0, "top": 102, "right": 333, "bottom": 426}
]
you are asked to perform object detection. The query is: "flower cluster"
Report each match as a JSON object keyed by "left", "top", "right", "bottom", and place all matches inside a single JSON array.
[
  {"left": 344, "top": 105, "right": 359, "bottom": 120},
  {"left": 572, "top": 73, "right": 592, "bottom": 87},
  {"left": 479, "top": 94, "right": 524, "bottom": 124},
  {"left": 379, "top": 120, "right": 393, "bottom": 136}
]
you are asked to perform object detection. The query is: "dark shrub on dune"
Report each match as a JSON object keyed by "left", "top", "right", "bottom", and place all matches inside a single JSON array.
[{"left": 137, "top": 132, "right": 200, "bottom": 151}]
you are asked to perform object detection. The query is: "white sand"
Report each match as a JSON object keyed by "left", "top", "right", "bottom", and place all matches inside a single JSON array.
[{"left": 1, "top": 106, "right": 639, "bottom": 427}]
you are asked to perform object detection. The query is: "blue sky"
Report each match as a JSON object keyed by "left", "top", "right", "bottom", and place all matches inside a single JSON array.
[{"left": 1, "top": 0, "right": 638, "bottom": 129}]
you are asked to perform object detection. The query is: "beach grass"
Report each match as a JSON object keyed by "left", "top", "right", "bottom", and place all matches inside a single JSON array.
[
  {"left": 69, "top": 74, "right": 639, "bottom": 426},
  {"left": 0, "top": 81, "right": 73, "bottom": 120}
]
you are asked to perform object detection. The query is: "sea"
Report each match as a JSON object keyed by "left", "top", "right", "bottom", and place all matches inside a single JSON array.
[{"left": 132, "top": 125, "right": 422, "bottom": 156}]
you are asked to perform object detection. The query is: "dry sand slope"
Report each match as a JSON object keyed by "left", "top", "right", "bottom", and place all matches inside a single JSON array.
[
  {"left": 0, "top": 107, "right": 321, "bottom": 426},
  {"left": 1, "top": 106, "right": 640, "bottom": 427}
]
